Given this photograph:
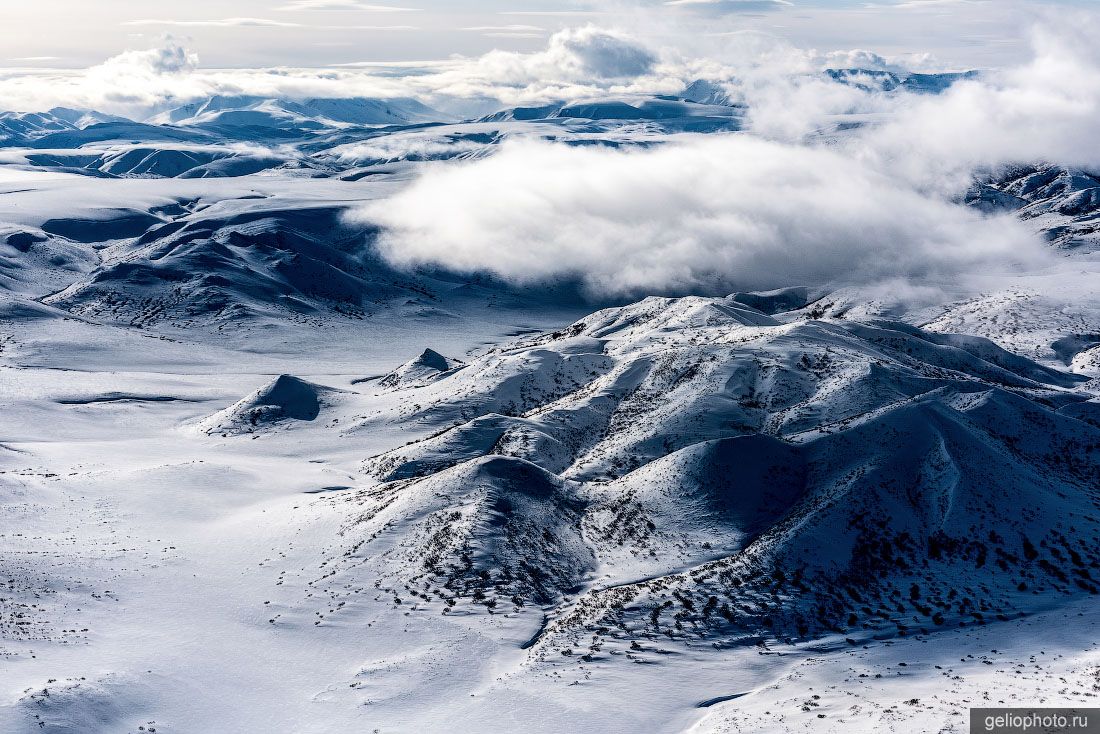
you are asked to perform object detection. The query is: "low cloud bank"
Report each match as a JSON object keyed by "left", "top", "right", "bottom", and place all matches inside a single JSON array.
[{"left": 361, "top": 136, "right": 1048, "bottom": 297}]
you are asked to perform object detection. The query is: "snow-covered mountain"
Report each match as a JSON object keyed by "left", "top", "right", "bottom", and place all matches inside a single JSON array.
[
  {"left": 0, "top": 108, "right": 132, "bottom": 145},
  {"left": 968, "top": 164, "right": 1100, "bottom": 251},
  {"left": 150, "top": 95, "right": 447, "bottom": 131},
  {"left": 342, "top": 295, "right": 1098, "bottom": 639},
  {"left": 680, "top": 79, "right": 735, "bottom": 106}
]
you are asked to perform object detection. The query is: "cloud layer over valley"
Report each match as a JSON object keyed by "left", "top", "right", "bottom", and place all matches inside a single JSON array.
[
  {"left": 352, "top": 13, "right": 1100, "bottom": 298},
  {"left": 362, "top": 136, "right": 1050, "bottom": 298}
]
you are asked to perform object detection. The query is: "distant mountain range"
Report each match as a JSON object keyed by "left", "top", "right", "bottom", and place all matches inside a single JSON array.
[
  {"left": 0, "top": 67, "right": 980, "bottom": 148},
  {"left": 0, "top": 68, "right": 994, "bottom": 187},
  {"left": 148, "top": 94, "right": 446, "bottom": 129}
]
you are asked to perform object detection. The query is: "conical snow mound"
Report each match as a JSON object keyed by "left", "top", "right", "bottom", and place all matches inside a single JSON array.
[
  {"left": 378, "top": 348, "right": 464, "bottom": 389},
  {"left": 199, "top": 374, "right": 342, "bottom": 435}
]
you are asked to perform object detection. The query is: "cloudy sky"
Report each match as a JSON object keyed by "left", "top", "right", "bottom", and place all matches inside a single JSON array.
[{"left": 2, "top": 0, "right": 1091, "bottom": 70}]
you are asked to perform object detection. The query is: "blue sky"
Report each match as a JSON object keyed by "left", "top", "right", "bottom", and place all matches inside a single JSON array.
[{"left": 2, "top": 0, "right": 1091, "bottom": 70}]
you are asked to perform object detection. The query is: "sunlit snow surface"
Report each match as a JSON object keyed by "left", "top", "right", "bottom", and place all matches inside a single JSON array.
[{"left": 1, "top": 89, "right": 1100, "bottom": 734}]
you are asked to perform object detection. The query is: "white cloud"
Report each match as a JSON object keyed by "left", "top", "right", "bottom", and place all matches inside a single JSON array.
[
  {"left": 461, "top": 25, "right": 545, "bottom": 33},
  {"left": 358, "top": 136, "right": 1049, "bottom": 298},
  {"left": 333, "top": 135, "right": 486, "bottom": 163},
  {"left": 665, "top": 0, "right": 791, "bottom": 7},
  {"left": 99, "top": 40, "right": 200, "bottom": 75},
  {"left": 0, "top": 41, "right": 424, "bottom": 117},
  {"left": 275, "top": 1, "right": 420, "bottom": 10},
  {"left": 822, "top": 49, "right": 899, "bottom": 72},
  {"left": 0, "top": 40, "right": 206, "bottom": 116},
  {"left": 2, "top": 12, "right": 1097, "bottom": 304},
  {"left": 481, "top": 32, "right": 547, "bottom": 39},
  {"left": 123, "top": 18, "right": 302, "bottom": 28},
  {"left": 461, "top": 24, "right": 548, "bottom": 38},
  {"left": 398, "top": 25, "right": 668, "bottom": 105},
  {"left": 851, "top": 13, "right": 1100, "bottom": 194},
  {"left": 338, "top": 25, "right": 419, "bottom": 30},
  {"left": 540, "top": 25, "right": 659, "bottom": 80},
  {"left": 890, "top": 0, "right": 976, "bottom": 9},
  {"left": 499, "top": 10, "right": 609, "bottom": 17},
  {"left": 2, "top": 9, "right": 1097, "bottom": 186}
]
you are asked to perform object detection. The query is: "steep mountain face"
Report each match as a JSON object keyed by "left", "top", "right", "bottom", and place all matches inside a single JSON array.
[
  {"left": 825, "top": 68, "right": 905, "bottom": 92},
  {"left": 556, "top": 98, "right": 740, "bottom": 123},
  {"left": 377, "top": 348, "right": 465, "bottom": 389},
  {"left": 94, "top": 147, "right": 289, "bottom": 179},
  {"left": 0, "top": 108, "right": 131, "bottom": 145},
  {"left": 1, "top": 96, "right": 445, "bottom": 149},
  {"left": 27, "top": 121, "right": 215, "bottom": 149},
  {"left": 479, "top": 103, "right": 567, "bottom": 122},
  {"left": 0, "top": 111, "right": 75, "bottom": 145},
  {"left": 901, "top": 70, "right": 981, "bottom": 93},
  {"left": 321, "top": 295, "right": 1100, "bottom": 658},
  {"left": 537, "top": 387, "right": 1099, "bottom": 659}
]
